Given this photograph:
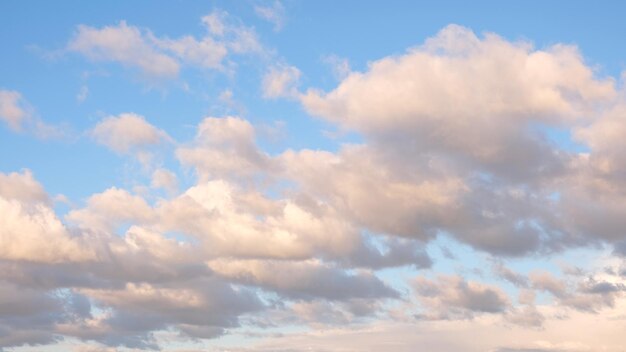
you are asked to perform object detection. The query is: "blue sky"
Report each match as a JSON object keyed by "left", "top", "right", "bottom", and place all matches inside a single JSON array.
[
  {"left": 2, "top": 0, "right": 626, "bottom": 200},
  {"left": 1, "top": 1, "right": 626, "bottom": 351}
]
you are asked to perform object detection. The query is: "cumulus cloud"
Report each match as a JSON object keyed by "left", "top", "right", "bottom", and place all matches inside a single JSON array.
[
  {"left": 0, "top": 170, "right": 95, "bottom": 264},
  {"left": 176, "top": 116, "right": 273, "bottom": 180},
  {"left": 90, "top": 113, "right": 171, "bottom": 154},
  {"left": 66, "top": 187, "right": 154, "bottom": 232},
  {"left": 6, "top": 21, "right": 626, "bottom": 351},
  {"left": 0, "top": 196, "right": 96, "bottom": 263},
  {"left": 302, "top": 25, "right": 614, "bottom": 130},
  {"left": 68, "top": 21, "right": 180, "bottom": 78},
  {"left": 0, "top": 169, "right": 49, "bottom": 204},
  {"left": 300, "top": 24, "right": 614, "bottom": 183}
]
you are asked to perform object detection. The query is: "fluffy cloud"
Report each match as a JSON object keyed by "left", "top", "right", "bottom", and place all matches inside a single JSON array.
[
  {"left": 302, "top": 25, "right": 614, "bottom": 131},
  {"left": 0, "top": 169, "right": 48, "bottom": 203},
  {"left": 176, "top": 116, "right": 273, "bottom": 180},
  {"left": 66, "top": 187, "right": 154, "bottom": 232},
  {"left": 68, "top": 11, "right": 264, "bottom": 79},
  {"left": 90, "top": 113, "right": 171, "bottom": 154},
  {"left": 0, "top": 171, "right": 95, "bottom": 264},
  {"left": 301, "top": 25, "right": 614, "bottom": 182},
  {"left": 6, "top": 21, "right": 626, "bottom": 352},
  {"left": 68, "top": 21, "right": 180, "bottom": 78}
]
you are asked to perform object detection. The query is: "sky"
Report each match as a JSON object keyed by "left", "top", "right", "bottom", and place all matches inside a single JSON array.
[{"left": 1, "top": 1, "right": 626, "bottom": 351}]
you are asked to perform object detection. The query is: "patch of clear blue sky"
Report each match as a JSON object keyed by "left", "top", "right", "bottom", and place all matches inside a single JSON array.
[{"left": 2, "top": 0, "right": 626, "bottom": 202}]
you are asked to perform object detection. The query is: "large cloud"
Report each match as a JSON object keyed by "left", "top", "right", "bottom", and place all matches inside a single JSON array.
[
  {"left": 301, "top": 25, "right": 615, "bottom": 183},
  {"left": 5, "top": 21, "right": 626, "bottom": 352}
]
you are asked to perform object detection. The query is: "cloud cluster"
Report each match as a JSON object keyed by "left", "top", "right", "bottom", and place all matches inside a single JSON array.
[{"left": 3, "top": 20, "right": 626, "bottom": 352}]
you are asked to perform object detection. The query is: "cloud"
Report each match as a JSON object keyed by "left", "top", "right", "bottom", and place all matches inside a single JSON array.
[
  {"left": 530, "top": 271, "right": 626, "bottom": 313},
  {"left": 0, "top": 89, "right": 63, "bottom": 138},
  {"left": 300, "top": 25, "right": 614, "bottom": 182},
  {"left": 413, "top": 275, "right": 510, "bottom": 319},
  {"left": 223, "top": 307, "right": 626, "bottom": 352},
  {"left": 323, "top": 54, "right": 352, "bottom": 80},
  {"left": 262, "top": 64, "right": 301, "bottom": 98},
  {"left": 0, "top": 174, "right": 96, "bottom": 263},
  {"left": 255, "top": 1, "right": 287, "bottom": 31},
  {"left": 0, "top": 89, "right": 28, "bottom": 130},
  {"left": 208, "top": 259, "right": 398, "bottom": 301},
  {"left": 176, "top": 116, "right": 273, "bottom": 180},
  {"left": 66, "top": 187, "right": 154, "bottom": 232},
  {"left": 90, "top": 113, "right": 171, "bottom": 154},
  {"left": 492, "top": 260, "right": 529, "bottom": 287},
  {"left": 69, "top": 278, "right": 263, "bottom": 345},
  {"left": 0, "top": 283, "right": 82, "bottom": 349},
  {"left": 151, "top": 168, "right": 178, "bottom": 194},
  {"left": 7, "top": 22, "right": 626, "bottom": 351},
  {"left": 153, "top": 34, "right": 227, "bottom": 70},
  {"left": 0, "top": 169, "right": 49, "bottom": 204},
  {"left": 68, "top": 21, "right": 180, "bottom": 78},
  {"left": 67, "top": 12, "right": 265, "bottom": 80}
]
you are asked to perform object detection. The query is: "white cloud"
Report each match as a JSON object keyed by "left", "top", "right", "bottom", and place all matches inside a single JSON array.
[
  {"left": 0, "top": 169, "right": 49, "bottom": 204},
  {"left": 176, "top": 116, "right": 272, "bottom": 180},
  {"left": 7, "top": 22, "right": 626, "bottom": 352},
  {"left": 68, "top": 21, "right": 180, "bottom": 78},
  {"left": 262, "top": 65, "right": 301, "bottom": 98},
  {"left": 0, "top": 90, "right": 28, "bottom": 130},
  {"left": 0, "top": 89, "right": 66, "bottom": 138},
  {"left": 154, "top": 35, "right": 227, "bottom": 69},
  {"left": 90, "top": 113, "right": 171, "bottom": 154},
  {"left": 66, "top": 187, "right": 154, "bottom": 232},
  {"left": 255, "top": 1, "right": 287, "bottom": 31},
  {"left": 0, "top": 172, "right": 97, "bottom": 264},
  {"left": 151, "top": 168, "right": 178, "bottom": 194},
  {"left": 68, "top": 12, "right": 265, "bottom": 79},
  {"left": 300, "top": 25, "right": 615, "bottom": 180}
]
